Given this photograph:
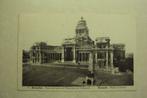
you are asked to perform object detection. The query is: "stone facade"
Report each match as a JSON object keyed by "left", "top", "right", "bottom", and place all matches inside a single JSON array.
[
  {"left": 27, "top": 17, "right": 126, "bottom": 72},
  {"left": 29, "top": 42, "right": 62, "bottom": 64},
  {"left": 61, "top": 17, "right": 115, "bottom": 72}
]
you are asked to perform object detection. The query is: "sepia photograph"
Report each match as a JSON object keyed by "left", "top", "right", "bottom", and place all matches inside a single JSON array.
[{"left": 20, "top": 13, "right": 135, "bottom": 87}]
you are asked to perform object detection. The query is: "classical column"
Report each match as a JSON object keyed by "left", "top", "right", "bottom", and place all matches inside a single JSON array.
[
  {"left": 95, "top": 52, "right": 97, "bottom": 65},
  {"left": 87, "top": 53, "right": 89, "bottom": 62},
  {"left": 110, "top": 51, "right": 114, "bottom": 73},
  {"left": 72, "top": 46, "right": 76, "bottom": 63},
  {"left": 58, "top": 53, "right": 59, "bottom": 60},
  {"left": 78, "top": 53, "right": 80, "bottom": 61},
  {"left": 80, "top": 53, "right": 81, "bottom": 62},
  {"left": 83, "top": 53, "right": 85, "bottom": 62},
  {"left": 39, "top": 51, "right": 41, "bottom": 64},
  {"left": 81, "top": 53, "right": 83, "bottom": 62},
  {"left": 88, "top": 52, "right": 93, "bottom": 73},
  {"left": 94, "top": 52, "right": 98, "bottom": 70},
  {"left": 106, "top": 51, "right": 108, "bottom": 70},
  {"left": 61, "top": 47, "right": 64, "bottom": 62},
  {"left": 86, "top": 53, "right": 88, "bottom": 62},
  {"left": 80, "top": 53, "right": 82, "bottom": 62}
]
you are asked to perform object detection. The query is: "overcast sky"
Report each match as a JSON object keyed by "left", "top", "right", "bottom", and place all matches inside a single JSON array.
[{"left": 19, "top": 13, "right": 136, "bottom": 53}]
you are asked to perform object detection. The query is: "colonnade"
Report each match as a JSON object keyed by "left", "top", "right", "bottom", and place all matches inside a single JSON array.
[
  {"left": 89, "top": 50, "right": 114, "bottom": 72},
  {"left": 47, "top": 53, "right": 61, "bottom": 61},
  {"left": 61, "top": 46, "right": 114, "bottom": 72},
  {"left": 78, "top": 52, "right": 89, "bottom": 62}
]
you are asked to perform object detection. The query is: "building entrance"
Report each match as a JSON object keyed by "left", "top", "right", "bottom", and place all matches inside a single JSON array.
[{"left": 64, "top": 47, "right": 73, "bottom": 61}]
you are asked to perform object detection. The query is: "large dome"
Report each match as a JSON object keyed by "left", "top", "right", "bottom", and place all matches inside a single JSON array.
[{"left": 76, "top": 17, "right": 88, "bottom": 30}]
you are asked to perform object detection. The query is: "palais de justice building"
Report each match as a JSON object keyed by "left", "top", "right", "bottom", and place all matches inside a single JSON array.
[{"left": 27, "top": 17, "right": 125, "bottom": 71}]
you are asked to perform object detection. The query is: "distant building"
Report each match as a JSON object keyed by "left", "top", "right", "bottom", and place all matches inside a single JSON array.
[
  {"left": 24, "top": 17, "right": 133, "bottom": 72},
  {"left": 23, "top": 50, "right": 30, "bottom": 63}
]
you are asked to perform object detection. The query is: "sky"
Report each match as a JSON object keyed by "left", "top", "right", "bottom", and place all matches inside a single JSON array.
[{"left": 19, "top": 13, "right": 136, "bottom": 53}]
